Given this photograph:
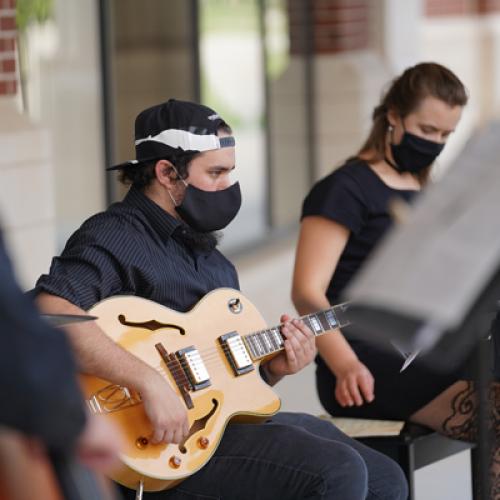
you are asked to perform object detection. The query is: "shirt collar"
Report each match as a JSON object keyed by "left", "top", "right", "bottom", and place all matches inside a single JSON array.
[{"left": 123, "top": 186, "right": 181, "bottom": 241}]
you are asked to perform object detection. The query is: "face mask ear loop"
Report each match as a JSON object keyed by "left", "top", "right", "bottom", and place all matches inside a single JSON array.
[
  {"left": 167, "top": 189, "right": 179, "bottom": 207},
  {"left": 170, "top": 164, "right": 188, "bottom": 188},
  {"left": 167, "top": 164, "right": 188, "bottom": 207},
  {"left": 167, "top": 163, "right": 190, "bottom": 207}
]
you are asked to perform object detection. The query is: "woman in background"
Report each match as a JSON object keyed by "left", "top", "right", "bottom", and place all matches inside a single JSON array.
[{"left": 292, "top": 62, "right": 500, "bottom": 499}]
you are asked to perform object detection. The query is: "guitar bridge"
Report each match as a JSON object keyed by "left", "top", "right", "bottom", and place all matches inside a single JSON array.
[
  {"left": 219, "top": 332, "right": 254, "bottom": 376},
  {"left": 156, "top": 342, "right": 211, "bottom": 410}
]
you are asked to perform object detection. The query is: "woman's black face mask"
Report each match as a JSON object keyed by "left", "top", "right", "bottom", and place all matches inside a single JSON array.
[{"left": 388, "top": 123, "right": 445, "bottom": 174}]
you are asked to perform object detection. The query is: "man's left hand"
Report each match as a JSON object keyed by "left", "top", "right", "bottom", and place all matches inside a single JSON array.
[{"left": 262, "top": 314, "right": 316, "bottom": 385}]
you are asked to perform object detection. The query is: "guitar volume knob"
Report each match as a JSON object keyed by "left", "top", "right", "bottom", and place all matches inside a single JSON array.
[
  {"left": 197, "top": 436, "right": 209, "bottom": 449},
  {"left": 136, "top": 437, "right": 149, "bottom": 449},
  {"left": 169, "top": 456, "right": 182, "bottom": 468}
]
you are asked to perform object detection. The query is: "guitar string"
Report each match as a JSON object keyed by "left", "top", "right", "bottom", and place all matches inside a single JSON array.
[
  {"left": 151, "top": 345, "right": 273, "bottom": 377},
  {"left": 108, "top": 315, "right": 342, "bottom": 393},
  {"left": 153, "top": 329, "right": 303, "bottom": 369},
  {"left": 90, "top": 313, "right": 343, "bottom": 406},
  {"left": 102, "top": 336, "right": 315, "bottom": 405},
  {"left": 150, "top": 329, "right": 337, "bottom": 381},
  {"left": 148, "top": 321, "right": 341, "bottom": 379},
  {"left": 119, "top": 307, "right": 344, "bottom": 359},
  {"left": 159, "top": 320, "right": 338, "bottom": 362},
  {"left": 151, "top": 345, "right": 276, "bottom": 381},
  {"left": 147, "top": 311, "right": 341, "bottom": 359}
]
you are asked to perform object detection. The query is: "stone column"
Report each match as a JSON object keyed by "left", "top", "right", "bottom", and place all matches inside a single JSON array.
[{"left": 0, "top": 0, "right": 56, "bottom": 289}]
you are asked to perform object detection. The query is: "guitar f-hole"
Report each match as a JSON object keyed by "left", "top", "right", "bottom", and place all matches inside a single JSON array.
[
  {"left": 118, "top": 315, "right": 185, "bottom": 335},
  {"left": 178, "top": 399, "right": 219, "bottom": 454}
]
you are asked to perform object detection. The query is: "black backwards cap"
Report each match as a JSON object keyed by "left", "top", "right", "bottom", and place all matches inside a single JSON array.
[{"left": 107, "top": 99, "right": 235, "bottom": 171}]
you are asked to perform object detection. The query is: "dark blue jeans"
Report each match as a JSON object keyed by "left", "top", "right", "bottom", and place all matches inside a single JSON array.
[{"left": 119, "top": 412, "right": 408, "bottom": 499}]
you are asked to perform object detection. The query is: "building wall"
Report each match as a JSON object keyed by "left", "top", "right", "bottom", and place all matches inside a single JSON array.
[
  {"left": 420, "top": 0, "right": 500, "bottom": 176},
  {"left": 0, "top": 0, "right": 16, "bottom": 96},
  {"left": 37, "top": 0, "right": 105, "bottom": 250},
  {"left": 270, "top": 0, "right": 500, "bottom": 229},
  {"left": 110, "top": 0, "right": 195, "bottom": 182},
  {"left": 0, "top": 0, "right": 56, "bottom": 289}
]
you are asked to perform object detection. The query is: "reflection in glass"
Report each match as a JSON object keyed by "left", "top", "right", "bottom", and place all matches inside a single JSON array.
[{"left": 199, "top": 0, "right": 266, "bottom": 250}]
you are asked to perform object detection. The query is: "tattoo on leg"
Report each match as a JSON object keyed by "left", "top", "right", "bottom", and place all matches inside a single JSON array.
[
  {"left": 489, "top": 383, "right": 500, "bottom": 500},
  {"left": 440, "top": 382, "right": 500, "bottom": 499},
  {"left": 441, "top": 381, "right": 478, "bottom": 442}
]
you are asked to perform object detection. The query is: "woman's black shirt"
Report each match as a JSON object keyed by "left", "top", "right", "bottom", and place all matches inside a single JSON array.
[{"left": 302, "top": 158, "right": 417, "bottom": 303}]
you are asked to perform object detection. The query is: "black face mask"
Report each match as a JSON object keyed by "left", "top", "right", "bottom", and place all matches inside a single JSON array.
[
  {"left": 175, "top": 182, "right": 242, "bottom": 233},
  {"left": 389, "top": 130, "right": 445, "bottom": 174}
]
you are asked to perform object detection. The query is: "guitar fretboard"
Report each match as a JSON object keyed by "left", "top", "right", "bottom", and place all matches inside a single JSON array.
[{"left": 243, "top": 302, "right": 350, "bottom": 361}]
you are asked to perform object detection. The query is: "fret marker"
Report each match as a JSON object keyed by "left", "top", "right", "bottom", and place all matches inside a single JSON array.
[
  {"left": 310, "top": 316, "right": 322, "bottom": 333},
  {"left": 325, "top": 310, "right": 338, "bottom": 328}
]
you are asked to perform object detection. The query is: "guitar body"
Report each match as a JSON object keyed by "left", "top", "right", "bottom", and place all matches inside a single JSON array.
[{"left": 82, "top": 288, "right": 281, "bottom": 492}]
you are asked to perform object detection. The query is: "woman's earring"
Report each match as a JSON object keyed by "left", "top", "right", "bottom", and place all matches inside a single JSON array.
[{"left": 388, "top": 125, "right": 394, "bottom": 132}]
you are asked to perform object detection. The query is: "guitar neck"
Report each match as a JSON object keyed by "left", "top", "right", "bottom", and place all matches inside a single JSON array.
[{"left": 243, "top": 302, "right": 350, "bottom": 361}]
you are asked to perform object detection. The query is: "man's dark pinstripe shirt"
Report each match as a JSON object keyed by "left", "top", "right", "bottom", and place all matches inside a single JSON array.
[{"left": 36, "top": 187, "right": 239, "bottom": 312}]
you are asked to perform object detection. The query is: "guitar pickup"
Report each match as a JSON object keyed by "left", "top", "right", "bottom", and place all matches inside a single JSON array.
[
  {"left": 219, "top": 332, "right": 254, "bottom": 376},
  {"left": 176, "top": 346, "right": 211, "bottom": 391}
]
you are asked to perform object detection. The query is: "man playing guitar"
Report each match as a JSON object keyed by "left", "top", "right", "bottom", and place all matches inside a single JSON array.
[{"left": 35, "top": 99, "right": 407, "bottom": 500}]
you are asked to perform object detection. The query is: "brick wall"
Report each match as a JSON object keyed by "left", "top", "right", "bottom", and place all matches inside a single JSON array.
[
  {"left": 288, "top": 0, "right": 369, "bottom": 55},
  {"left": 478, "top": 0, "right": 500, "bottom": 12},
  {"left": 0, "top": 0, "right": 16, "bottom": 96},
  {"left": 426, "top": 0, "right": 500, "bottom": 15}
]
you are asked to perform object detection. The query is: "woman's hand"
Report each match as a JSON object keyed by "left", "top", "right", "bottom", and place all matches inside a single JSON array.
[{"left": 334, "top": 359, "right": 375, "bottom": 407}]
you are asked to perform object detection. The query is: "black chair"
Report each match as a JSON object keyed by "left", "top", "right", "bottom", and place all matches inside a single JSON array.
[{"left": 357, "top": 423, "right": 476, "bottom": 500}]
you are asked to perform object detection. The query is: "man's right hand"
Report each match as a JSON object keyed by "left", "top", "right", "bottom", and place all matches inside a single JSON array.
[
  {"left": 36, "top": 293, "right": 190, "bottom": 445},
  {"left": 139, "top": 372, "right": 190, "bottom": 444}
]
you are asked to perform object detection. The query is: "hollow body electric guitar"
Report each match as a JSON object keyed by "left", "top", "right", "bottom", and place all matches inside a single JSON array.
[{"left": 81, "top": 288, "right": 350, "bottom": 492}]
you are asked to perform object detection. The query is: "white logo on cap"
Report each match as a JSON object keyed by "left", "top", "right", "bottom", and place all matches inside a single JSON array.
[{"left": 207, "top": 114, "right": 220, "bottom": 121}]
